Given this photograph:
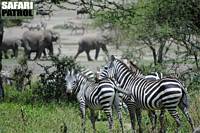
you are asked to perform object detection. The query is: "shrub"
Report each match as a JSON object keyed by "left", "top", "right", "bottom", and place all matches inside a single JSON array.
[
  {"left": 13, "top": 57, "right": 32, "bottom": 91},
  {"left": 33, "top": 56, "right": 82, "bottom": 102}
]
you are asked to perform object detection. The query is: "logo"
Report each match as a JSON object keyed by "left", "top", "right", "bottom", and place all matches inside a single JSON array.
[{"left": 1, "top": 1, "right": 34, "bottom": 19}]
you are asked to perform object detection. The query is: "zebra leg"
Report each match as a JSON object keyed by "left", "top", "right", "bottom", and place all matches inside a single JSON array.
[
  {"left": 148, "top": 110, "right": 157, "bottom": 131},
  {"left": 127, "top": 103, "right": 136, "bottom": 133},
  {"left": 159, "top": 110, "right": 165, "bottom": 133},
  {"left": 114, "top": 93, "right": 124, "bottom": 133},
  {"left": 179, "top": 105, "right": 194, "bottom": 131},
  {"left": 136, "top": 109, "right": 143, "bottom": 133},
  {"left": 90, "top": 109, "right": 96, "bottom": 133},
  {"left": 122, "top": 102, "right": 128, "bottom": 113},
  {"left": 168, "top": 110, "right": 181, "bottom": 133},
  {"left": 97, "top": 111, "right": 102, "bottom": 121},
  {"left": 80, "top": 105, "right": 86, "bottom": 133},
  {"left": 103, "top": 108, "right": 113, "bottom": 132}
]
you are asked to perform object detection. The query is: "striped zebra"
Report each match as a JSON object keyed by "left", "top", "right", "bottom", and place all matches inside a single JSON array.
[
  {"left": 100, "top": 59, "right": 164, "bottom": 131},
  {"left": 80, "top": 67, "right": 96, "bottom": 80},
  {"left": 65, "top": 69, "right": 130, "bottom": 133},
  {"left": 80, "top": 67, "right": 109, "bottom": 121},
  {"left": 121, "top": 59, "right": 164, "bottom": 130},
  {"left": 99, "top": 55, "right": 194, "bottom": 133}
]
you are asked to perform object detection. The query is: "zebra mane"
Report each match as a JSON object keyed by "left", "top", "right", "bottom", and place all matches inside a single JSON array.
[
  {"left": 114, "top": 58, "right": 137, "bottom": 75},
  {"left": 129, "top": 61, "right": 143, "bottom": 73}
]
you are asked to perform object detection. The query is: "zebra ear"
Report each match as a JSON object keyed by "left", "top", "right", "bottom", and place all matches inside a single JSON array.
[
  {"left": 66, "top": 69, "right": 68, "bottom": 76},
  {"left": 71, "top": 69, "right": 75, "bottom": 75},
  {"left": 110, "top": 55, "right": 115, "bottom": 61}
]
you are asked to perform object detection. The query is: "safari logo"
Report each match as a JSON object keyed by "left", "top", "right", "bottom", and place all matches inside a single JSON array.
[{"left": 0, "top": 1, "right": 34, "bottom": 19}]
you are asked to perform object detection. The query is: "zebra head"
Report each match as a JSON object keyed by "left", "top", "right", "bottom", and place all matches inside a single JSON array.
[
  {"left": 99, "top": 65, "right": 109, "bottom": 80},
  {"left": 65, "top": 69, "right": 78, "bottom": 94},
  {"left": 99, "top": 55, "right": 116, "bottom": 79}
]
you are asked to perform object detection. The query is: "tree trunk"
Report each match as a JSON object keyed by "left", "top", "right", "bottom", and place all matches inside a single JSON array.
[
  {"left": 194, "top": 52, "right": 199, "bottom": 69},
  {"left": 143, "top": 38, "right": 157, "bottom": 65},
  {"left": 0, "top": 19, "right": 4, "bottom": 99},
  {"left": 157, "top": 40, "right": 166, "bottom": 64}
]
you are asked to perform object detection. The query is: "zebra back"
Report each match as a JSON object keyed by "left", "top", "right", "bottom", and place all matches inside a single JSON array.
[{"left": 79, "top": 67, "right": 95, "bottom": 81}]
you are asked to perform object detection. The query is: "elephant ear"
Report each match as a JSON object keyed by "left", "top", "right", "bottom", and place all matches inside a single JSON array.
[{"left": 102, "top": 34, "right": 112, "bottom": 43}]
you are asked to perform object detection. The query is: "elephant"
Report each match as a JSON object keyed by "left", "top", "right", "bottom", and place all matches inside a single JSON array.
[
  {"left": 0, "top": 38, "right": 21, "bottom": 58},
  {"left": 74, "top": 35, "right": 110, "bottom": 61},
  {"left": 21, "top": 30, "right": 60, "bottom": 60}
]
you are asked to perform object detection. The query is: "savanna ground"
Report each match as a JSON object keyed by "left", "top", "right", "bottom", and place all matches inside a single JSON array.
[{"left": 0, "top": 2, "right": 200, "bottom": 133}]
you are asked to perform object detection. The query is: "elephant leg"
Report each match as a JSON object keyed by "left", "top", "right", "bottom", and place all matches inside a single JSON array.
[
  {"left": 74, "top": 47, "right": 84, "bottom": 60},
  {"left": 43, "top": 49, "right": 47, "bottom": 58},
  {"left": 3, "top": 50, "right": 8, "bottom": 59},
  {"left": 85, "top": 50, "right": 93, "bottom": 61},
  {"left": 23, "top": 40, "right": 31, "bottom": 59},
  {"left": 95, "top": 47, "right": 100, "bottom": 60},
  {"left": 48, "top": 43, "right": 53, "bottom": 56},
  {"left": 101, "top": 45, "right": 109, "bottom": 57},
  {"left": 27, "top": 51, "right": 31, "bottom": 60},
  {"left": 12, "top": 48, "right": 18, "bottom": 58},
  {"left": 34, "top": 50, "right": 42, "bottom": 60}
]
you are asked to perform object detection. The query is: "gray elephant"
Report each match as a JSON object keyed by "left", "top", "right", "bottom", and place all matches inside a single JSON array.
[
  {"left": 0, "top": 38, "right": 21, "bottom": 58},
  {"left": 74, "top": 36, "right": 109, "bottom": 61},
  {"left": 21, "top": 30, "right": 59, "bottom": 60}
]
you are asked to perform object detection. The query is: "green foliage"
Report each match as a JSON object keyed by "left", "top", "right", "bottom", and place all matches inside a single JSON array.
[
  {"left": 13, "top": 57, "right": 32, "bottom": 91},
  {"left": 3, "top": 84, "right": 35, "bottom": 104},
  {"left": 3, "top": 19, "right": 23, "bottom": 27},
  {"left": 93, "top": 6, "right": 135, "bottom": 30},
  {"left": 181, "top": 70, "right": 200, "bottom": 92},
  {"left": 33, "top": 56, "right": 82, "bottom": 102},
  {"left": 121, "top": 48, "right": 144, "bottom": 63}
]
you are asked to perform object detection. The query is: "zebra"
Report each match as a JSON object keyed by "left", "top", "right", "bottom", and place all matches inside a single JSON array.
[
  {"left": 80, "top": 67, "right": 95, "bottom": 81},
  {"left": 65, "top": 69, "right": 130, "bottom": 133},
  {"left": 99, "top": 55, "right": 194, "bottom": 133},
  {"left": 99, "top": 59, "right": 164, "bottom": 131},
  {"left": 121, "top": 59, "right": 164, "bottom": 130}
]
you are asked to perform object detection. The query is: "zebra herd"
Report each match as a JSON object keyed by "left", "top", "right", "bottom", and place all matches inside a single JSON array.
[{"left": 65, "top": 55, "right": 194, "bottom": 133}]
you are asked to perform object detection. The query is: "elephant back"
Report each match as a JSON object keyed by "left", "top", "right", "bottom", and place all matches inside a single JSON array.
[
  {"left": 2, "top": 37, "right": 20, "bottom": 49},
  {"left": 23, "top": 30, "right": 44, "bottom": 41}
]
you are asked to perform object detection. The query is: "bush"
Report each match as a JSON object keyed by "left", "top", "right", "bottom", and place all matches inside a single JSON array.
[
  {"left": 13, "top": 57, "right": 32, "bottom": 91},
  {"left": 4, "top": 19, "right": 23, "bottom": 27},
  {"left": 33, "top": 56, "right": 82, "bottom": 102}
]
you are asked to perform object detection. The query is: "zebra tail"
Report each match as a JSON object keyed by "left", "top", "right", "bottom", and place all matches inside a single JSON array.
[
  {"left": 179, "top": 87, "right": 190, "bottom": 109},
  {"left": 114, "top": 86, "right": 132, "bottom": 96}
]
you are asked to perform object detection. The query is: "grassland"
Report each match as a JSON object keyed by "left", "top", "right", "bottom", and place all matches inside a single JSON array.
[{"left": 0, "top": 85, "right": 199, "bottom": 133}]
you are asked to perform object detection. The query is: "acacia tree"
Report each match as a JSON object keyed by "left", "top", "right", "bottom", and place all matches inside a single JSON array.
[
  {"left": 90, "top": 0, "right": 200, "bottom": 67},
  {"left": 147, "top": 0, "right": 200, "bottom": 68}
]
